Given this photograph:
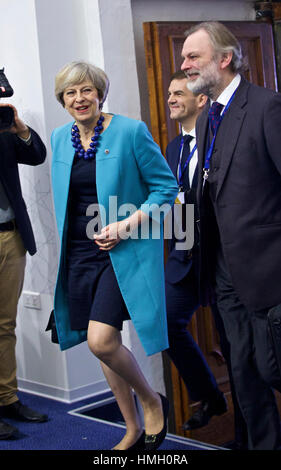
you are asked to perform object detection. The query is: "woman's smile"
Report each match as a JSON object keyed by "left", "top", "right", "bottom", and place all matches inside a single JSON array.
[{"left": 63, "top": 81, "right": 101, "bottom": 124}]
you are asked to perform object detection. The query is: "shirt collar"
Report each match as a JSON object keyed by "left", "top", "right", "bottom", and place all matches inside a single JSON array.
[{"left": 182, "top": 126, "right": 195, "bottom": 139}]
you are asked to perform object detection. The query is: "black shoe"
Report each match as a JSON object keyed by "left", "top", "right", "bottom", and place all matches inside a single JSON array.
[
  {"left": 0, "top": 419, "right": 18, "bottom": 439},
  {"left": 0, "top": 401, "right": 48, "bottom": 423},
  {"left": 182, "top": 393, "right": 227, "bottom": 431},
  {"left": 145, "top": 393, "right": 169, "bottom": 451},
  {"left": 126, "top": 431, "right": 146, "bottom": 451},
  {"left": 223, "top": 440, "right": 248, "bottom": 450}
]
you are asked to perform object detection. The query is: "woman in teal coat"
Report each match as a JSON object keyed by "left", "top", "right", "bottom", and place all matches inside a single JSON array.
[{"left": 51, "top": 61, "right": 178, "bottom": 450}]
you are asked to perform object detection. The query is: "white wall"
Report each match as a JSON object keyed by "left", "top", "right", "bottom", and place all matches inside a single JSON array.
[
  {"left": 0, "top": 0, "right": 107, "bottom": 402},
  {"left": 0, "top": 0, "right": 256, "bottom": 402}
]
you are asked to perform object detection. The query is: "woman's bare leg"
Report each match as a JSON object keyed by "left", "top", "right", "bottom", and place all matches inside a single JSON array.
[
  {"left": 88, "top": 321, "right": 164, "bottom": 448},
  {"left": 100, "top": 361, "right": 142, "bottom": 449}
]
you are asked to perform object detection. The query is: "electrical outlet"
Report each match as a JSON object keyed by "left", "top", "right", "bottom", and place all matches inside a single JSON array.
[{"left": 23, "top": 291, "right": 41, "bottom": 310}]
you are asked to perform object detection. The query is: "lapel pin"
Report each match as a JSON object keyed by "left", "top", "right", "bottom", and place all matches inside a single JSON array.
[{"left": 105, "top": 149, "right": 110, "bottom": 154}]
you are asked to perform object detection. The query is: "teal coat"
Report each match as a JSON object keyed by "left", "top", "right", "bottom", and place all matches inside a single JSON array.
[{"left": 51, "top": 114, "right": 178, "bottom": 355}]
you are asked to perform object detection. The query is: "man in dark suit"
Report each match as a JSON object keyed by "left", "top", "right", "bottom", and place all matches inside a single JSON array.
[
  {"left": 181, "top": 21, "right": 281, "bottom": 450},
  {"left": 0, "top": 104, "right": 47, "bottom": 439},
  {"left": 165, "top": 71, "right": 227, "bottom": 431}
]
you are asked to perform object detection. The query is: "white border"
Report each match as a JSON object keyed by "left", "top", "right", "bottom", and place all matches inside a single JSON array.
[{"left": 68, "top": 395, "right": 227, "bottom": 451}]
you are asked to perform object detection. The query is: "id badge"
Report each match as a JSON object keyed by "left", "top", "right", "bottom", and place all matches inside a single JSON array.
[
  {"left": 174, "top": 192, "right": 184, "bottom": 236},
  {"left": 175, "top": 191, "right": 185, "bottom": 205}
]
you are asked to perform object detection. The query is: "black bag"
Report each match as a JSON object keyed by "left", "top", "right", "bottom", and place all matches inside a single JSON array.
[
  {"left": 267, "top": 304, "right": 281, "bottom": 376},
  {"left": 45, "top": 310, "right": 59, "bottom": 344},
  {"left": 0, "top": 106, "right": 14, "bottom": 130},
  {"left": 0, "top": 68, "right": 14, "bottom": 97},
  {"left": 0, "top": 68, "right": 14, "bottom": 130}
]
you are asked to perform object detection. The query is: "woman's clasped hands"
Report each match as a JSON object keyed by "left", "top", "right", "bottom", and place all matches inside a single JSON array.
[{"left": 93, "top": 219, "right": 130, "bottom": 251}]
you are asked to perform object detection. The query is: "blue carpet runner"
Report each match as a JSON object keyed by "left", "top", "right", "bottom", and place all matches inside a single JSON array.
[{"left": 0, "top": 390, "right": 224, "bottom": 452}]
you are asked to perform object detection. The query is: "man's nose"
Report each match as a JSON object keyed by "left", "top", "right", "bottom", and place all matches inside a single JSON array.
[{"left": 181, "top": 58, "right": 190, "bottom": 71}]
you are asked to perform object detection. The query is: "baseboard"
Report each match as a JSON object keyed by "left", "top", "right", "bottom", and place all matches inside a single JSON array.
[{"left": 17, "top": 377, "right": 109, "bottom": 404}]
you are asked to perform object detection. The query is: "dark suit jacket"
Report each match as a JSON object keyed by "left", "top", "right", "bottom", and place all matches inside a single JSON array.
[
  {"left": 165, "top": 134, "right": 198, "bottom": 284},
  {"left": 0, "top": 128, "right": 46, "bottom": 255},
  {"left": 196, "top": 77, "right": 281, "bottom": 311}
]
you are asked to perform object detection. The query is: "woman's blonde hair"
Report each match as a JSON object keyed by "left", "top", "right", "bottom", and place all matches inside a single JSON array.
[{"left": 55, "top": 61, "right": 109, "bottom": 107}]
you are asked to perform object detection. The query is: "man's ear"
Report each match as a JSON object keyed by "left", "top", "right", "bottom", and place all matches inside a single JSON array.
[
  {"left": 220, "top": 51, "right": 233, "bottom": 70},
  {"left": 197, "top": 93, "right": 208, "bottom": 110}
]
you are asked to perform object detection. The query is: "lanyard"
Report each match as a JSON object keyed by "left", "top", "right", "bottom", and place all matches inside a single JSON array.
[
  {"left": 177, "top": 135, "right": 197, "bottom": 190},
  {"left": 203, "top": 88, "right": 238, "bottom": 183}
]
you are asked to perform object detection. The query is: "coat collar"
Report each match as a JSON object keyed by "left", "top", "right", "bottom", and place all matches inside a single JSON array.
[{"left": 57, "top": 121, "right": 76, "bottom": 166}]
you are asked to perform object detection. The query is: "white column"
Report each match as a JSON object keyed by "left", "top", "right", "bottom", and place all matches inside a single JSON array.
[{"left": 98, "top": 0, "right": 141, "bottom": 119}]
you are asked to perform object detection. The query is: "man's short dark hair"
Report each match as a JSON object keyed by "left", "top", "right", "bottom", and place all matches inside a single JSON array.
[
  {"left": 169, "top": 70, "right": 200, "bottom": 97},
  {"left": 170, "top": 70, "right": 187, "bottom": 82}
]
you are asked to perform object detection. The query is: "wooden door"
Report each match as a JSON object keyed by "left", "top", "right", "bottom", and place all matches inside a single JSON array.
[{"left": 143, "top": 20, "right": 278, "bottom": 446}]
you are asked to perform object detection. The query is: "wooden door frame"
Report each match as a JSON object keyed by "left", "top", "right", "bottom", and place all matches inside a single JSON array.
[
  {"left": 143, "top": 20, "right": 278, "bottom": 154},
  {"left": 255, "top": 1, "right": 281, "bottom": 90}
]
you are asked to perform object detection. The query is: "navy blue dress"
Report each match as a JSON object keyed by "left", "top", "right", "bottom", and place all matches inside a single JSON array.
[{"left": 66, "top": 155, "right": 130, "bottom": 331}]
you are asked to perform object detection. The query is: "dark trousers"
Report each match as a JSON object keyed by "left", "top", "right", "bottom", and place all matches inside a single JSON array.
[
  {"left": 165, "top": 268, "right": 219, "bottom": 402},
  {"left": 215, "top": 250, "right": 281, "bottom": 450},
  {"left": 211, "top": 303, "right": 248, "bottom": 447}
]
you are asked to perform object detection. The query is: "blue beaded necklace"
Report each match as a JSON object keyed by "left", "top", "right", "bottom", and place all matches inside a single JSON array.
[{"left": 71, "top": 114, "right": 105, "bottom": 159}]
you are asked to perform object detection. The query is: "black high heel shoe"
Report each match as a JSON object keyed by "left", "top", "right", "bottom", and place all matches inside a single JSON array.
[
  {"left": 145, "top": 393, "right": 169, "bottom": 451},
  {"left": 126, "top": 431, "right": 146, "bottom": 451}
]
